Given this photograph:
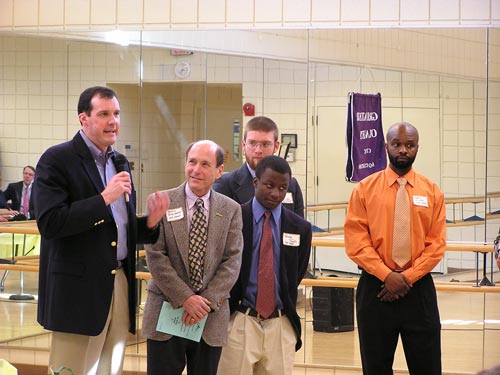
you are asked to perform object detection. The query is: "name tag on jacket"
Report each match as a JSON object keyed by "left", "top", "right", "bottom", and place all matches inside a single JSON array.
[
  {"left": 283, "top": 233, "right": 300, "bottom": 247},
  {"left": 166, "top": 207, "right": 184, "bottom": 221}
]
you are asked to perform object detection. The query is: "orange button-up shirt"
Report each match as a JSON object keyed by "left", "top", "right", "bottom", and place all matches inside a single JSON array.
[{"left": 344, "top": 167, "right": 446, "bottom": 284}]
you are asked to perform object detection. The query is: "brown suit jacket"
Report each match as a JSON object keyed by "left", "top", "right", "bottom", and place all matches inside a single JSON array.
[{"left": 142, "top": 183, "right": 243, "bottom": 346}]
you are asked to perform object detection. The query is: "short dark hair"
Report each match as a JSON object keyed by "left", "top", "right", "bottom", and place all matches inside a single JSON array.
[
  {"left": 185, "top": 140, "right": 225, "bottom": 167},
  {"left": 78, "top": 86, "right": 117, "bottom": 116},
  {"left": 255, "top": 155, "right": 291, "bottom": 179},
  {"left": 244, "top": 116, "right": 279, "bottom": 141}
]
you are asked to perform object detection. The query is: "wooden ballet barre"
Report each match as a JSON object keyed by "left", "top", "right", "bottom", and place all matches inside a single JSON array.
[
  {"left": 300, "top": 277, "right": 500, "bottom": 293},
  {"left": 3, "top": 265, "right": 500, "bottom": 293},
  {"left": 445, "top": 242, "right": 494, "bottom": 252},
  {"left": 310, "top": 238, "right": 494, "bottom": 253},
  {"left": 138, "top": 272, "right": 500, "bottom": 293},
  {"left": 0, "top": 263, "right": 39, "bottom": 272},
  {"left": 301, "top": 277, "right": 357, "bottom": 288},
  {"left": 445, "top": 196, "right": 485, "bottom": 204},
  {"left": 12, "top": 255, "right": 39, "bottom": 262},
  {"left": 0, "top": 221, "right": 39, "bottom": 235},
  {"left": 312, "top": 229, "right": 344, "bottom": 237},
  {"left": 312, "top": 239, "right": 345, "bottom": 247},
  {"left": 444, "top": 191, "right": 500, "bottom": 203},
  {"left": 446, "top": 221, "right": 486, "bottom": 227},
  {"left": 136, "top": 271, "right": 152, "bottom": 280},
  {"left": 0, "top": 240, "right": 490, "bottom": 271},
  {"left": 304, "top": 192, "right": 500, "bottom": 219},
  {"left": 313, "top": 218, "right": 500, "bottom": 232},
  {"left": 314, "top": 215, "right": 500, "bottom": 233},
  {"left": 306, "top": 203, "right": 349, "bottom": 213}
]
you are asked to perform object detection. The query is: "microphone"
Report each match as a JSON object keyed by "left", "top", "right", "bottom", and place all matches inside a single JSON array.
[{"left": 113, "top": 154, "right": 129, "bottom": 203}]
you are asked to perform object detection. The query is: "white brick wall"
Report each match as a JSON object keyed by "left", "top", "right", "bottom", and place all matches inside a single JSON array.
[{"left": 0, "top": 0, "right": 498, "bottom": 30}]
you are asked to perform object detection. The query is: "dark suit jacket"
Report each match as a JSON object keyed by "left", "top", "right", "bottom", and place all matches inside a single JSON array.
[
  {"left": 142, "top": 183, "right": 243, "bottom": 347},
  {"left": 228, "top": 201, "right": 312, "bottom": 351},
  {"left": 4, "top": 181, "right": 35, "bottom": 219},
  {"left": 34, "top": 132, "right": 159, "bottom": 336},
  {"left": 0, "top": 190, "right": 7, "bottom": 208},
  {"left": 213, "top": 163, "right": 305, "bottom": 218}
]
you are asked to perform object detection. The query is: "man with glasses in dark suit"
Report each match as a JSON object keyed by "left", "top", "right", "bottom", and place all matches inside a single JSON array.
[{"left": 213, "top": 116, "right": 304, "bottom": 218}]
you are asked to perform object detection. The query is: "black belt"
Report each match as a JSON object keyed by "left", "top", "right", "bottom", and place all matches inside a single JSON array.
[
  {"left": 236, "top": 305, "right": 284, "bottom": 320},
  {"left": 116, "top": 260, "right": 124, "bottom": 269}
]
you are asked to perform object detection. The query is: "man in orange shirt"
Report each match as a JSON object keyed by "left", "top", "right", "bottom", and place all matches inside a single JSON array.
[{"left": 344, "top": 122, "right": 446, "bottom": 375}]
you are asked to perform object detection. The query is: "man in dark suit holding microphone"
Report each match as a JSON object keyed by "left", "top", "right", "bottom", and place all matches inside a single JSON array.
[{"left": 34, "top": 86, "right": 170, "bottom": 375}]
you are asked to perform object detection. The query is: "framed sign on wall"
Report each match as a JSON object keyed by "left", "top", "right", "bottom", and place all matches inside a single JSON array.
[{"left": 281, "top": 133, "right": 297, "bottom": 148}]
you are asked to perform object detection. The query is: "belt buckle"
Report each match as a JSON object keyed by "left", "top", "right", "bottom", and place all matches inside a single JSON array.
[
  {"left": 243, "top": 307, "right": 264, "bottom": 321},
  {"left": 255, "top": 309, "right": 281, "bottom": 321}
]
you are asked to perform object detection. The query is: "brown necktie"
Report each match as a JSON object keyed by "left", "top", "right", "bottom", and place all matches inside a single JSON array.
[
  {"left": 188, "top": 198, "right": 207, "bottom": 292},
  {"left": 392, "top": 177, "right": 411, "bottom": 268},
  {"left": 256, "top": 211, "right": 275, "bottom": 318}
]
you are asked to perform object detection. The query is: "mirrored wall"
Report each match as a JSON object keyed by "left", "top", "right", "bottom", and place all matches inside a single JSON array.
[
  {"left": 2, "top": 28, "right": 498, "bottom": 262},
  {"left": 0, "top": 27, "right": 500, "bottom": 372}
]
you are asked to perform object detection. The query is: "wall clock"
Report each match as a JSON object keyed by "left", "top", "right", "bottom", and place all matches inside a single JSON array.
[{"left": 175, "top": 61, "right": 191, "bottom": 78}]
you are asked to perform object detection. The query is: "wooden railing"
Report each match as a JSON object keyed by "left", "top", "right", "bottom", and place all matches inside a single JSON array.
[
  {"left": 0, "top": 221, "right": 497, "bottom": 289},
  {"left": 306, "top": 191, "right": 500, "bottom": 235},
  {"left": 1, "top": 239, "right": 494, "bottom": 284}
]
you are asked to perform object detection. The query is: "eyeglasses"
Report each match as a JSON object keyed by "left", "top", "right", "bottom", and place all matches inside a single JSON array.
[{"left": 245, "top": 140, "right": 275, "bottom": 150}]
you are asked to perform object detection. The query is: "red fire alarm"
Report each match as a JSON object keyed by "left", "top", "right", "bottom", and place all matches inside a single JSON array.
[{"left": 243, "top": 103, "right": 255, "bottom": 116}]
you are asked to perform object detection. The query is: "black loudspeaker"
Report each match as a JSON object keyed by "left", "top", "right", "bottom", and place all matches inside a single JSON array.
[{"left": 312, "top": 280, "right": 354, "bottom": 333}]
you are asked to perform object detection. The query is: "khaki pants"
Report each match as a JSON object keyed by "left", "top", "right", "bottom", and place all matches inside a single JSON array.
[
  {"left": 49, "top": 269, "right": 130, "bottom": 375},
  {"left": 217, "top": 311, "right": 296, "bottom": 375}
]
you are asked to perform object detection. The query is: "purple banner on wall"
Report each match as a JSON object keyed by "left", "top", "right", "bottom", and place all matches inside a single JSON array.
[{"left": 346, "top": 92, "right": 386, "bottom": 182}]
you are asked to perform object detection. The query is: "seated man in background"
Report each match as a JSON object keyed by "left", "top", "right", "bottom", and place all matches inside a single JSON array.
[{"left": 4, "top": 165, "right": 36, "bottom": 220}]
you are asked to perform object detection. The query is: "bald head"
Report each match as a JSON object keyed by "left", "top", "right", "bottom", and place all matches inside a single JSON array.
[
  {"left": 386, "top": 122, "right": 419, "bottom": 144},
  {"left": 185, "top": 140, "right": 225, "bottom": 197},
  {"left": 385, "top": 121, "right": 419, "bottom": 175},
  {"left": 186, "top": 140, "right": 225, "bottom": 167}
]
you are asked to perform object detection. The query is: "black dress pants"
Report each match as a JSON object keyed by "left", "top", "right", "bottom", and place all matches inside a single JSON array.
[
  {"left": 147, "top": 336, "right": 222, "bottom": 375},
  {"left": 356, "top": 271, "right": 441, "bottom": 375}
]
